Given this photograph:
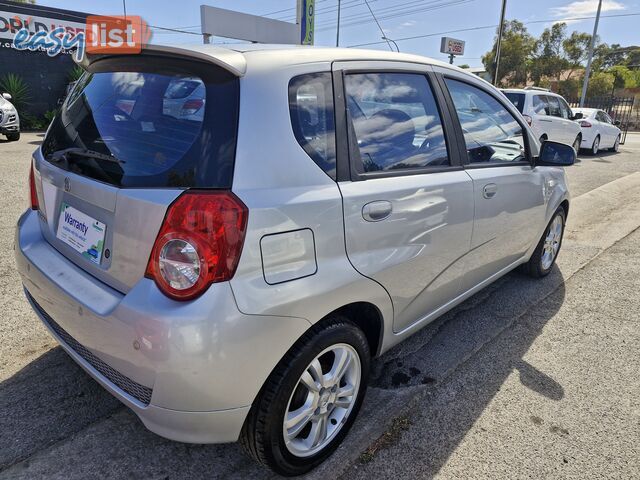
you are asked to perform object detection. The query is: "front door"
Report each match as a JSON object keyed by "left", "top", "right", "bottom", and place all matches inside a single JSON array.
[
  {"left": 440, "top": 75, "right": 547, "bottom": 291},
  {"left": 334, "top": 63, "right": 474, "bottom": 333}
]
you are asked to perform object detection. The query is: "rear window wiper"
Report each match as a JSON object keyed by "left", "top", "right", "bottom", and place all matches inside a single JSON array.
[{"left": 48, "top": 147, "right": 125, "bottom": 165}]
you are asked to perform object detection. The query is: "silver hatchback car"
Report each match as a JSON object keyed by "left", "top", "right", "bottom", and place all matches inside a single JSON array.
[{"left": 15, "top": 44, "right": 575, "bottom": 475}]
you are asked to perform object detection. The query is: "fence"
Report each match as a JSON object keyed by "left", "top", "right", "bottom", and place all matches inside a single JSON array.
[{"left": 566, "top": 96, "right": 636, "bottom": 144}]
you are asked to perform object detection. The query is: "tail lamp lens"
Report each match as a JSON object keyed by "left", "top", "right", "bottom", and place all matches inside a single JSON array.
[
  {"left": 29, "top": 163, "right": 39, "bottom": 210},
  {"left": 580, "top": 121, "right": 592, "bottom": 127},
  {"left": 145, "top": 191, "right": 248, "bottom": 301},
  {"left": 523, "top": 114, "right": 533, "bottom": 126}
]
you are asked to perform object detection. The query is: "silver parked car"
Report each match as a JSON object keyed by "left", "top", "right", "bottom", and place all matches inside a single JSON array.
[
  {"left": 0, "top": 92, "right": 20, "bottom": 141},
  {"left": 15, "top": 44, "right": 575, "bottom": 476}
]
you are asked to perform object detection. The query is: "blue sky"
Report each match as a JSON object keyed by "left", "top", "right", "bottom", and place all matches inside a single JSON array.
[{"left": 37, "top": 0, "right": 640, "bottom": 66}]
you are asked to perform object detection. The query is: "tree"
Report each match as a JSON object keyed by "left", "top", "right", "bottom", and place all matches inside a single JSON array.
[
  {"left": 562, "top": 31, "right": 592, "bottom": 80},
  {"left": 531, "top": 23, "right": 569, "bottom": 84},
  {"left": 608, "top": 65, "right": 638, "bottom": 89},
  {"left": 482, "top": 20, "right": 535, "bottom": 86},
  {"left": 586, "top": 72, "right": 615, "bottom": 97}
]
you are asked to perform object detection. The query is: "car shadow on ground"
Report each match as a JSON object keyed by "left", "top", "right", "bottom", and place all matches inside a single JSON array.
[{"left": 0, "top": 266, "right": 566, "bottom": 479}]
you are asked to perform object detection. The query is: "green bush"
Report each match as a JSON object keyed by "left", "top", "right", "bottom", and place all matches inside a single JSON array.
[
  {"left": 44, "top": 109, "right": 58, "bottom": 124},
  {"left": 67, "top": 66, "right": 85, "bottom": 83},
  {"left": 0, "top": 73, "right": 31, "bottom": 113}
]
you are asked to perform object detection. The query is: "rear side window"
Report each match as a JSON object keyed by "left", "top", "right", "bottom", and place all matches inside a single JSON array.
[
  {"left": 503, "top": 92, "right": 525, "bottom": 113},
  {"left": 289, "top": 73, "right": 337, "bottom": 180},
  {"left": 344, "top": 73, "right": 449, "bottom": 173},
  {"left": 445, "top": 79, "right": 526, "bottom": 164},
  {"left": 42, "top": 57, "right": 239, "bottom": 188},
  {"left": 533, "top": 95, "right": 548, "bottom": 115}
]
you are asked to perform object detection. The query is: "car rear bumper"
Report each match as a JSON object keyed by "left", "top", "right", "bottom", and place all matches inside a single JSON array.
[{"left": 15, "top": 209, "right": 311, "bottom": 443}]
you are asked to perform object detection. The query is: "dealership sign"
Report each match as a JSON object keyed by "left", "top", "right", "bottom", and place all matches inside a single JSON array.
[
  {"left": 0, "top": 10, "right": 85, "bottom": 41},
  {"left": 440, "top": 37, "right": 465, "bottom": 56}
]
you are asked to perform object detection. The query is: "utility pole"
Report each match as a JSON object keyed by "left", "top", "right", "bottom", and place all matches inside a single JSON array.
[
  {"left": 336, "top": 0, "right": 341, "bottom": 47},
  {"left": 580, "top": 0, "right": 603, "bottom": 107},
  {"left": 493, "top": 0, "right": 507, "bottom": 86}
]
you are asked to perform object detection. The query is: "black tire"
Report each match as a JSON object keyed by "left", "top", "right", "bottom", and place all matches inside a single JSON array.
[
  {"left": 240, "top": 316, "right": 371, "bottom": 476},
  {"left": 609, "top": 135, "right": 621, "bottom": 152},
  {"left": 522, "top": 207, "right": 566, "bottom": 278},
  {"left": 572, "top": 134, "right": 581, "bottom": 153},
  {"left": 590, "top": 135, "right": 600, "bottom": 155},
  {"left": 6, "top": 132, "right": 20, "bottom": 142}
]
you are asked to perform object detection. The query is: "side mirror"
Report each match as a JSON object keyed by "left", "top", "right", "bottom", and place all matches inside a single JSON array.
[
  {"left": 571, "top": 112, "right": 583, "bottom": 120},
  {"left": 2, "top": 93, "right": 12, "bottom": 101},
  {"left": 614, "top": 120, "right": 621, "bottom": 126},
  {"left": 536, "top": 141, "right": 576, "bottom": 167}
]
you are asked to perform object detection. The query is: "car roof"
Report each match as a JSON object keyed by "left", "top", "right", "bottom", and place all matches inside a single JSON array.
[
  {"left": 502, "top": 88, "right": 559, "bottom": 96},
  {"left": 82, "top": 43, "right": 463, "bottom": 77}
]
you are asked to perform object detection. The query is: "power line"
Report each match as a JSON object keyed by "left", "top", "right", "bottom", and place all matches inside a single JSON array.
[
  {"left": 363, "top": 0, "right": 394, "bottom": 51},
  {"left": 317, "top": 0, "right": 474, "bottom": 32},
  {"left": 347, "top": 12, "right": 640, "bottom": 48}
]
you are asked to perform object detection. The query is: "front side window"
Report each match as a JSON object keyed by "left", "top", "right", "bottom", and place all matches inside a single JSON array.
[
  {"left": 545, "top": 96, "right": 562, "bottom": 118},
  {"left": 445, "top": 78, "right": 527, "bottom": 164},
  {"left": 344, "top": 73, "right": 449, "bottom": 173},
  {"left": 558, "top": 98, "right": 572, "bottom": 119},
  {"left": 289, "top": 73, "right": 336, "bottom": 179}
]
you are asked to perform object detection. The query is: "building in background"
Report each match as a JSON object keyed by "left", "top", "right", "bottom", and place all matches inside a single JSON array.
[{"left": 0, "top": 0, "right": 89, "bottom": 122}]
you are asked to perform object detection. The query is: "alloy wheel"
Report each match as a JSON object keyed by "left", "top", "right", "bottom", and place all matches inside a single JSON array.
[
  {"left": 614, "top": 136, "right": 620, "bottom": 152},
  {"left": 541, "top": 214, "right": 563, "bottom": 270},
  {"left": 592, "top": 136, "right": 599, "bottom": 155},
  {"left": 283, "top": 343, "right": 361, "bottom": 458},
  {"left": 572, "top": 137, "right": 581, "bottom": 153}
]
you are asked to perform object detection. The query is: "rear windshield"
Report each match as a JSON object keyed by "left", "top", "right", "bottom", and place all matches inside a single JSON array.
[
  {"left": 503, "top": 92, "right": 525, "bottom": 113},
  {"left": 42, "top": 57, "right": 239, "bottom": 188}
]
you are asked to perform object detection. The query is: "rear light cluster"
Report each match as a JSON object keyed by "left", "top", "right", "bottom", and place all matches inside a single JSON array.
[
  {"left": 182, "top": 98, "right": 205, "bottom": 116},
  {"left": 522, "top": 114, "right": 533, "bottom": 126},
  {"left": 29, "top": 163, "right": 39, "bottom": 210},
  {"left": 579, "top": 120, "right": 592, "bottom": 128},
  {"left": 145, "top": 191, "right": 248, "bottom": 301}
]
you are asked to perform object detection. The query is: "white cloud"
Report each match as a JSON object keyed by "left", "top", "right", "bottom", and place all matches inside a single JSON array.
[
  {"left": 550, "top": 0, "right": 626, "bottom": 18},
  {"left": 401, "top": 21, "right": 417, "bottom": 27}
]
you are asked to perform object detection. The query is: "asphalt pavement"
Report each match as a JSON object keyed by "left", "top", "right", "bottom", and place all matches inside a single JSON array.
[{"left": 0, "top": 133, "right": 638, "bottom": 480}]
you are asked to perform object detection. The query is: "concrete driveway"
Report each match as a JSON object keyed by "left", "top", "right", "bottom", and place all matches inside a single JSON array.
[{"left": 1, "top": 133, "right": 639, "bottom": 479}]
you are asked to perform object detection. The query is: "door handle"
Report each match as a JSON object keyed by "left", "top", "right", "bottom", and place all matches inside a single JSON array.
[
  {"left": 362, "top": 201, "right": 392, "bottom": 222},
  {"left": 483, "top": 183, "right": 498, "bottom": 199},
  {"left": 539, "top": 119, "right": 553, "bottom": 123}
]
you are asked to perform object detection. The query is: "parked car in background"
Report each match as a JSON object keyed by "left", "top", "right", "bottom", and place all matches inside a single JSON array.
[
  {"left": 572, "top": 108, "right": 622, "bottom": 155},
  {"left": 16, "top": 44, "right": 576, "bottom": 476},
  {"left": 502, "top": 87, "right": 582, "bottom": 152},
  {"left": 0, "top": 93, "right": 20, "bottom": 142}
]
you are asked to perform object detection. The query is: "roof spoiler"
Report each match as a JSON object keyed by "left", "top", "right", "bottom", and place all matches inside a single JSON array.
[{"left": 75, "top": 44, "right": 247, "bottom": 77}]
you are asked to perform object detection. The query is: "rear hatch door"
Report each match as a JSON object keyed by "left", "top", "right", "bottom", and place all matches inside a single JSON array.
[{"left": 35, "top": 53, "right": 240, "bottom": 293}]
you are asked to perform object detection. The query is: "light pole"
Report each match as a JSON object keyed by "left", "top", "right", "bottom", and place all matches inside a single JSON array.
[
  {"left": 493, "top": 0, "right": 507, "bottom": 86},
  {"left": 382, "top": 36, "right": 399, "bottom": 52},
  {"left": 580, "top": 0, "right": 603, "bottom": 107},
  {"left": 336, "top": 0, "right": 341, "bottom": 47}
]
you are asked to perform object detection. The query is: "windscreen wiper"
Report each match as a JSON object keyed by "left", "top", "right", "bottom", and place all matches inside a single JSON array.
[{"left": 48, "top": 147, "right": 125, "bottom": 164}]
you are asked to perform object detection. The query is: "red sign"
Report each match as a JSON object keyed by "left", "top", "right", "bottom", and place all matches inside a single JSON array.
[{"left": 85, "top": 15, "right": 150, "bottom": 54}]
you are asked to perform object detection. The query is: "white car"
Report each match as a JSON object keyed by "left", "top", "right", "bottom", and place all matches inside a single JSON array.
[
  {"left": 0, "top": 93, "right": 20, "bottom": 142},
  {"left": 572, "top": 108, "right": 622, "bottom": 155},
  {"left": 502, "top": 87, "right": 583, "bottom": 152}
]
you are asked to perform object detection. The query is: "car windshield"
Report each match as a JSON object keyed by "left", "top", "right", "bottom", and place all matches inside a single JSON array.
[
  {"left": 41, "top": 59, "right": 239, "bottom": 188},
  {"left": 503, "top": 92, "right": 525, "bottom": 113}
]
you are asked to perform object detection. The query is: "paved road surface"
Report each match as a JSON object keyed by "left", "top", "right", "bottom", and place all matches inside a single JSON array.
[{"left": 0, "top": 133, "right": 638, "bottom": 479}]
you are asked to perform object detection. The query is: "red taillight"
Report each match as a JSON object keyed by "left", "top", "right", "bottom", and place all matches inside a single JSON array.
[
  {"left": 145, "top": 191, "right": 248, "bottom": 301},
  {"left": 182, "top": 99, "right": 204, "bottom": 114},
  {"left": 523, "top": 114, "right": 533, "bottom": 126},
  {"left": 29, "top": 163, "right": 39, "bottom": 210},
  {"left": 580, "top": 121, "right": 592, "bottom": 128}
]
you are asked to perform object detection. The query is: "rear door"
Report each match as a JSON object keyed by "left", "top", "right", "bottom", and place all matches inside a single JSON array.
[
  {"left": 334, "top": 62, "right": 474, "bottom": 333},
  {"left": 34, "top": 55, "right": 240, "bottom": 293},
  {"left": 531, "top": 94, "right": 555, "bottom": 140},
  {"left": 438, "top": 72, "right": 546, "bottom": 290}
]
